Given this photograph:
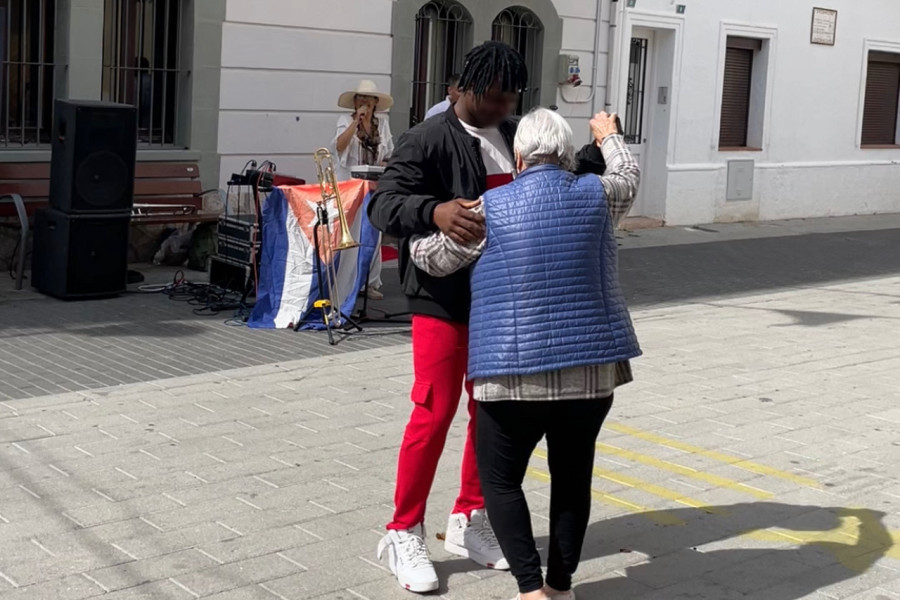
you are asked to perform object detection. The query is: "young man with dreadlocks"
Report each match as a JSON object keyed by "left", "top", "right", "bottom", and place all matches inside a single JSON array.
[{"left": 368, "top": 41, "right": 607, "bottom": 593}]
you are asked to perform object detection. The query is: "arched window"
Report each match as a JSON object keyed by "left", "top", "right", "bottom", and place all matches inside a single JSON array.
[
  {"left": 492, "top": 6, "right": 543, "bottom": 114},
  {"left": 412, "top": 0, "right": 473, "bottom": 126}
]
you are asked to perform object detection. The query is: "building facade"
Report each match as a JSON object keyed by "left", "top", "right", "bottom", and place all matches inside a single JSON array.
[
  {"left": 617, "top": 0, "right": 900, "bottom": 224},
  {"left": 2, "top": 0, "right": 899, "bottom": 226}
]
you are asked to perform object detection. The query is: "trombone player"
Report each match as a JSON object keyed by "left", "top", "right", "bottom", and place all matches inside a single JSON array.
[{"left": 332, "top": 80, "right": 395, "bottom": 300}]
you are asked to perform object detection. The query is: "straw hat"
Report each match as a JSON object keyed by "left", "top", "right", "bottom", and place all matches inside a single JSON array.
[{"left": 338, "top": 80, "right": 394, "bottom": 111}]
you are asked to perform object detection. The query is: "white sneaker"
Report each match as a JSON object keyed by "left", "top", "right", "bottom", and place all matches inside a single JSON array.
[
  {"left": 444, "top": 509, "right": 509, "bottom": 570},
  {"left": 511, "top": 591, "right": 575, "bottom": 600},
  {"left": 377, "top": 524, "right": 439, "bottom": 593}
]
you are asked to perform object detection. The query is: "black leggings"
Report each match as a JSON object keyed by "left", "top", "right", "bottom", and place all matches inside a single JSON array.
[{"left": 476, "top": 397, "right": 613, "bottom": 594}]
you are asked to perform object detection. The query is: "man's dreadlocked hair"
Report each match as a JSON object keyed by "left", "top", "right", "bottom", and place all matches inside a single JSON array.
[{"left": 457, "top": 41, "right": 528, "bottom": 98}]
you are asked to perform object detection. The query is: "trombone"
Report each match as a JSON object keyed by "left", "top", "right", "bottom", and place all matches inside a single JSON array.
[{"left": 309, "top": 148, "right": 361, "bottom": 342}]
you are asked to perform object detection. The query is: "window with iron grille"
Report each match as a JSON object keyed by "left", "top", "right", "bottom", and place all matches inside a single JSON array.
[
  {"left": 412, "top": 0, "right": 472, "bottom": 128},
  {"left": 624, "top": 37, "right": 648, "bottom": 145},
  {"left": 102, "top": 0, "right": 187, "bottom": 147},
  {"left": 719, "top": 36, "right": 761, "bottom": 149},
  {"left": 0, "top": 0, "right": 59, "bottom": 148},
  {"left": 492, "top": 6, "right": 543, "bottom": 115},
  {"left": 861, "top": 51, "right": 900, "bottom": 147}
]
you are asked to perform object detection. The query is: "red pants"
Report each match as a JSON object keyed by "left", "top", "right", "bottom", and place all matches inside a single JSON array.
[{"left": 388, "top": 315, "right": 483, "bottom": 530}]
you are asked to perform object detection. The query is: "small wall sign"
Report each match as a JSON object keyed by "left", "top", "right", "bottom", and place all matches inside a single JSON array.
[{"left": 811, "top": 7, "right": 837, "bottom": 46}]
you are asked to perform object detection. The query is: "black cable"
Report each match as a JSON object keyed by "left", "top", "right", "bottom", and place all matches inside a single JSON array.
[
  {"left": 239, "top": 159, "right": 256, "bottom": 174},
  {"left": 137, "top": 270, "right": 253, "bottom": 317}
]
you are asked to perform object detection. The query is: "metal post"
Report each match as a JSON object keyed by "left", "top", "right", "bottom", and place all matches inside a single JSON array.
[
  {"left": 137, "top": 0, "right": 146, "bottom": 143},
  {"left": 173, "top": 0, "right": 182, "bottom": 147},
  {"left": 160, "top": 0, "right": 170, "bottom": 145},
  {"left": 36, "top": 0, "right": 44, "bottom": 144},
  {"left": 146, "top": 0, "right": 156, "bottom": 146},
  {"left": 20, "top": 0, "right": 26, "bottom": 145},
  {"left": 3, "top": 1, "right": 11, "bottom": 147}
]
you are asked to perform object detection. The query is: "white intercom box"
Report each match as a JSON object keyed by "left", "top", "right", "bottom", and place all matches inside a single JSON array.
[{"left": 558, "top": 54, "right": 581, "bottom": 84}]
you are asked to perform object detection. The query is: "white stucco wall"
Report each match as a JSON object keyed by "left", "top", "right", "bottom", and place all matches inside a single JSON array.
[
  {"left": 217, "top": 0, "right": 900, "bottom": 224},
  {"left": 218, "top": 0, "right": 606, "bottom": 186},
  {"left": 553, "top": 0, "right": 609, "bottom": 140},
  {"left": 218, "top": 0, "right": 394, "bottom": 186},
  {"left": 623, "top": 0, "right": 900, "bottom": 224}
]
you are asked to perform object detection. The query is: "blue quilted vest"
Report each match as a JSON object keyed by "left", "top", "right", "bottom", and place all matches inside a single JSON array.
[{"left": 468, "top": 164, "right": 641, "bottom": 379}]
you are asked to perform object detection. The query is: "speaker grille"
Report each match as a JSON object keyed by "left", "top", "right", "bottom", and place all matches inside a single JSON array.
[
  {"left": 75, "top": 151, "right": 130, "bottom": 210},
  {"left": 31, "top": 208, "right": 130, "bottom": 299},
  {"left": 49, "top": 100, "right": 137, "bottom": 214}
]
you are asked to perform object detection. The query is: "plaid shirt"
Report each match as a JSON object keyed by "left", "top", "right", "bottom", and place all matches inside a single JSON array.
[{"left": 410, "top": 134, "right": 640, "bottom": 402}]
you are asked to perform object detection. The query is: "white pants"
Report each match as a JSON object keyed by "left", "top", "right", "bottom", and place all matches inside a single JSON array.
[{"left": 366, "top": 233, "right": 383, "bottom": 289}]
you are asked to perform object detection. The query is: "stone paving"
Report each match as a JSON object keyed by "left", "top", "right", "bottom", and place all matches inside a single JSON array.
[
  {"left": 3, "top": 214, "right": 899, "bottom": 403},
  {"left": 0, "top": 264, "right": 412, "bottom": 402},
  {"left": 1, "top": 259, "right": 900, "bottom": 598}
]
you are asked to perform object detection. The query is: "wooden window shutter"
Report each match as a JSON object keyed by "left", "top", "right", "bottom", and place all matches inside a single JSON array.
[
  {"left": 719, "top": 47, "right": 754, "bottom": 148},
  {"left": 862, "top": 60, "right": 900, "bottom": 145}
]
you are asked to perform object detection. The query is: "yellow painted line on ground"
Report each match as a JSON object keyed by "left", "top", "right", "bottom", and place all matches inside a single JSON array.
[
  {"left": 532, "top": 449, "right": 725, "bottom": 515},
  {"left": 596, "top": 441, "right": 774, "bottom": 500},
  {"left": 607, "top": 423, "right": 820, "bottom": 488},
  {"left": 526, "top": 466, "right": 685, "bottom": 526}
]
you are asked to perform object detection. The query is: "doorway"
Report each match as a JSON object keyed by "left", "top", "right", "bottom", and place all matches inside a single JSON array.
[{"left": 617, "top": 22, "right": 677, "bottom": 221}]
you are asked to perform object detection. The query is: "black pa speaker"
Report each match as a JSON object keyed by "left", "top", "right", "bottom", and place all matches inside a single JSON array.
[
  {"left": 31, "top": 208, "right": 130, "bottom": 299},
  {"left": 49, "top": 100, "right": 137, "bottom": 214}
]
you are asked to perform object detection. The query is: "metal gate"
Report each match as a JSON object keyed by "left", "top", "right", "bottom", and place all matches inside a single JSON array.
[{"left": 492, "top": 7, "right": 543, "bottom": 114}]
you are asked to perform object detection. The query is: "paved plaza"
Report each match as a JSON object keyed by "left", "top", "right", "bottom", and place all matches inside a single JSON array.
[{"left": 0, "top": 216, "right": 899, "bottom": 599}]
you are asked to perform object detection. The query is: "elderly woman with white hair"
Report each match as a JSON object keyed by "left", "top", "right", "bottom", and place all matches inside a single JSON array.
[{"left": 409, "top": 108, "right": 641, "bottom": 600}]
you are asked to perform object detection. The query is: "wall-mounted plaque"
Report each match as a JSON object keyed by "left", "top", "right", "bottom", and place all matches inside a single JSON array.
[{"left": 811, "top": 7, "right": 837, "bottom": 46}]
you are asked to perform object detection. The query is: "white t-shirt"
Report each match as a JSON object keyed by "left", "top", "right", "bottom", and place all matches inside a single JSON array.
[
  {"left": 459, "top": 120, "right": 515, "bottom": 177},
  {"left": 425, "top": 97, "right": 451, "bottom": 120}
]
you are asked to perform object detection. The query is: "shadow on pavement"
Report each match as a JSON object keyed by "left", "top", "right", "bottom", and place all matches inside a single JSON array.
[
  {"left": 574, "top": 502, "right": 892, "bottom": 598},
  {"left": 693, "top": 303, "right": 897, "bottom": 328},
  {"left": 619, "top": 229, "right": 900, "bottom": 309},
  {"left": 436, "top": 502, "right": 893, "bottom": 599}
]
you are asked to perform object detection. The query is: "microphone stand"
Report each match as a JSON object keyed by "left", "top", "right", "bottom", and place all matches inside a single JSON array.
[{"left": 293, "top": 204, "right": 362, "bottom": 344}]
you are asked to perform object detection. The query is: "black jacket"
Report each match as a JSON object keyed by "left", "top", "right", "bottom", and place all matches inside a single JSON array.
[{"left": 368, "top": 107, "right": 607, "bottom": 323}]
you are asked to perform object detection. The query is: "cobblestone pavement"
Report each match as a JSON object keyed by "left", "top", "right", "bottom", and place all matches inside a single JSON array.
[
  {"left": 0, "top": 263, "right": 412, "bottom": 402},
  {"left": 1, "top": 254, "right": 900, "bottom": 598},
  {"left": 2, "top": 214, "right": 899, "bottom": 403}
]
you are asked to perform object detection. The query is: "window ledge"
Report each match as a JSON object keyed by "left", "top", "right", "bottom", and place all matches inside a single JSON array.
[
  {"left": 0, "top": 148, "right": 201, "bottom": 164},
  {"left": 719, "top": 147, "right": 763, "bottom": 152},
  {"left": 860, "top": 144, "right": 900, "bottom": 149},
  {"left": 0, "top": 149, "right": 52, "bottom": 162}
]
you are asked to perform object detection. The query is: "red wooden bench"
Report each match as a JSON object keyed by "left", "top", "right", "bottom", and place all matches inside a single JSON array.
[{"left": 0, "top": 162, "right": 221, "bottom": 224}]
